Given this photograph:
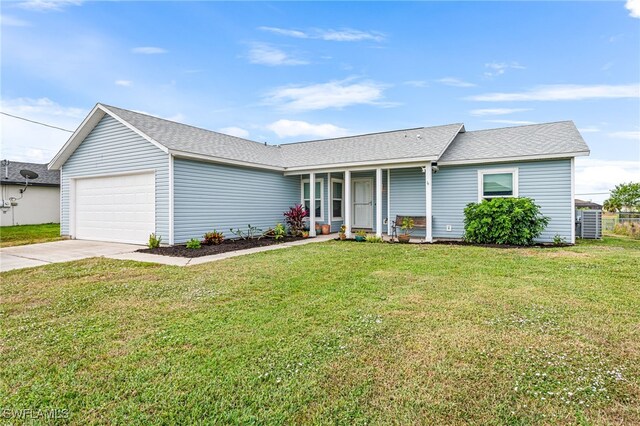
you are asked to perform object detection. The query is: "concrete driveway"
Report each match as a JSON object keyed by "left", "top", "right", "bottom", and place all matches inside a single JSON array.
[{"left": 0, "top": 240, "right": 141, "bottom": 272}]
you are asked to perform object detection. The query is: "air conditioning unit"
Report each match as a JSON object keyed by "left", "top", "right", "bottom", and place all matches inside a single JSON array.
[{"left": 576, "top": 210, "right": 602, "bottom": 239}]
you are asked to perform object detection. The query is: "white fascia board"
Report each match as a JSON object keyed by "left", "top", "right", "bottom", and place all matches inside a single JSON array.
[
  {"left": 48, "top": 104, "right": 105, "bottom": 170},
  {"left": 283, "top": 158, "right": 438, "bottom": 176},
  {"left": 438, "top": 151, "right": 590, "bottom": 167},
  {"left": 170, "top": 150, "right": 285, "bottom": 172}
]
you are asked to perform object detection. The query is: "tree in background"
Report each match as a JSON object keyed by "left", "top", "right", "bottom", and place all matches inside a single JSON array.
[{"left": 603, "top": 182, "right": 640, "bottom": 212}]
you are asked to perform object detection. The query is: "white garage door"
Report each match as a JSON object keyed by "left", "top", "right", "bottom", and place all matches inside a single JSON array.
[{"left": 74, "top": 172, "right": 155, "bottom": 244}]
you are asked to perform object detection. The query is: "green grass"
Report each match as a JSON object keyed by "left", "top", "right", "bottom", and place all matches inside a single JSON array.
[
  {"left": 1, "top": 236, "right": 639, "bottom": 424},
  {"left": 0, "top": 223, "right": 64, "bottom": 247}
]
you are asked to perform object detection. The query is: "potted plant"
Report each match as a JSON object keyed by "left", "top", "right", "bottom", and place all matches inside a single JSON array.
[
  {"left": 321, "top": 223, "right": 331, "bottom": 234},
  {"left": 398, "top": 217, "right": 414, "bottom": 243},
  {"left": 338, "top": 224, "right": 347, "bottom": 240},
  {"left": 355, "top": 229, "right": 367, "bottom": 242},
  {"left": 315, "top": 222, "right": 321, "bottom": 234},
  {"left": 302, "top": 230, "right": 310, "bottom": 238}
]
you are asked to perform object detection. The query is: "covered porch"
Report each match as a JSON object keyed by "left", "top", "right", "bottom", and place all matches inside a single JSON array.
[{"left": 287, "top": 162, "right": 437, "bottom": 241}]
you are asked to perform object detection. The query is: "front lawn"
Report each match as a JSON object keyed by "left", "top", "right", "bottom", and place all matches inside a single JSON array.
[
  {"left": 1, "top": 236, "right": 638, "bottom": 424},
  {"left": 0, "top": 223, "right": 64, "bottom": 248}
]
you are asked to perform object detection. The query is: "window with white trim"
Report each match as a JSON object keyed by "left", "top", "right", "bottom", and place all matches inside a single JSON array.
[
  {"left": 302, "top": 178, "right": 324, "bottom": 220},
  {"left": 331, "top": 178, "right": 344, "bottom": 219},
  {"left": 478, "top": 168, "right": 518, "bottom": 201}
]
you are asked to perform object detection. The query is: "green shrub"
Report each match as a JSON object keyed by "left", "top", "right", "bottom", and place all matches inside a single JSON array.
[
  {"left": 203, "top": 231, "right": 224, "bottom": 245},
  {"left": 365, "top": 234, "right": 384, "bottom": 243},
  {"left": 186, "top": 238, "right": 202, "bottom": 249},
  {"left": 463, "top": 197, "right": 549, "bottom": 246},
  {"left": 274, "top": 223, "right": 286, "bottom": 241},
  {"left": 148, "top": 233, "right": 162, "bottom": 249},
  {"left": 553, "top": 234, "right": 566, "bottom": 246}
]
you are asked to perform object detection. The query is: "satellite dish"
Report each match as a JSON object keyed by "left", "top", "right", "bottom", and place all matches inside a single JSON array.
[{"left": 20, "top": 169, "right": 39, "bottom": 180}]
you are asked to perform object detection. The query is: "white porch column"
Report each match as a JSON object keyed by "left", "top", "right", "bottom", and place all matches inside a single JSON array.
[
  {"left": 387, "top": 168, "right": 391, "bottom": 235},
  {"left": 376, "top": 168, "right": 383, "bottom": 237},
  {"left": 344, "top": 170, "right": 352, "bottom": 238},
  {"left": 425, "top": 163, "right": 433, "bottom": 243},
  {"left": 327, "top": 172, "right": 332, "bottom": 227},
  {"left": 309, "top": 171, "right": 316, "bottom": 237}
]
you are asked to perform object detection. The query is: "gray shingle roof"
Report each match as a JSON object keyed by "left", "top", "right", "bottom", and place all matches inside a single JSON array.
[
  {"left": 1, "top": 161, "right": 60, "bottom": 186},
  {"left": 99, "top": 105, "right": 589, "bottom": 170},
  {"left": 102, "top": 105, "right": 284, "bottom": 168},
  {"left": 439, "top": 121, "right": 589, "bottom": 163},
  {"left": 279, "top": 124, "right": 464, "bottom": 168}
]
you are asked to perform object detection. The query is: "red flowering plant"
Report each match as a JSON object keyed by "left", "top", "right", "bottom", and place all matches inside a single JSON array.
[{"left": 283, "top": 204, "right": 308, "bottom": 236}]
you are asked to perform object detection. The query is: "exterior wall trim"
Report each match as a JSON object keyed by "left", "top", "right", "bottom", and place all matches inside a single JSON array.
[
  {"left": 169, "top": 154, "right": 175, "bottom": 245},
  {"left": 284, "top": 157, "right": 439, "bottom": 175},
  {"left": 439, "top": 151, "right": 589, "bottom": 167},
  {"left": 571, "top": 157, "right": 576, "bottom": 244}
]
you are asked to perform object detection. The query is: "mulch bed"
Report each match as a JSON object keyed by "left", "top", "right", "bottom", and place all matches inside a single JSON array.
[
  {"left": 431, "top": 240, "right": 572, "bottom": 249},
  {"left": 334, "top": 238, "right": 572, "bottom": 249},
  {"left": 138, "top": 236, "right": 308, "bottom": 258}
]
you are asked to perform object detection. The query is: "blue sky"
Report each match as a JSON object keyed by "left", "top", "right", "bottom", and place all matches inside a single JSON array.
[{"left": 1, "top": 0, "right": 639, "bottom": 202}]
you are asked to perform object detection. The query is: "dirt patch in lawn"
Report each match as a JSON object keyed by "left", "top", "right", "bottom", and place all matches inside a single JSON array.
[{"left": 138, "top": 236, "right": 308, "bottom": 258}]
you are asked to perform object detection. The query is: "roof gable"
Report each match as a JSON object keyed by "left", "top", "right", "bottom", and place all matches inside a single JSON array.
[
  {"left": 439, "top": 121, "right": 590, "bottom": 164},
  {"left": 49, "top": 103, "right": 590, "bottom": 171}
]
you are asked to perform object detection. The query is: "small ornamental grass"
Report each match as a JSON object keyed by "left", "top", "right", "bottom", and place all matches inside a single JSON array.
[{"left": 464, "top": 197, "right": 549, "bottom": 245}]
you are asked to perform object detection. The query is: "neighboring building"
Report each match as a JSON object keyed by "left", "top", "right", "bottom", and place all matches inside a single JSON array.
[
  {"left": 1, "top": 161, "right": 60, "bottom": 227},
  {"left": 48, "top": 104, "right": 590, "bottom": 245},
  {"left": 575, "top": 199, "right": 602, "bottom": 210}
]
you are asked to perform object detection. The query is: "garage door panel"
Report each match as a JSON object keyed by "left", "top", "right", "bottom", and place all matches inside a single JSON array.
[{"left": 74, "top": 172, "right": 155, "bottom": 244}]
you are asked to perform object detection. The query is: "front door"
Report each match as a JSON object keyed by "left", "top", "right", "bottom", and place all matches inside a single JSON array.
[{"left": 352, "top": 178, "right": 373, "bottom": 228}]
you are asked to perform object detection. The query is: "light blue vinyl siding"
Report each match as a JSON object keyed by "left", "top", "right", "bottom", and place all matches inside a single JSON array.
[
  {"left": 60, "top": 115, "right": 170, "bottom": 240},
  {"left": 432, "top": 159, "right": 572, "bottom": 242},
  {"left": 173, "top": 158, "right": 299, "bottom": 243},
  {"left": 389, "top": 168, "right": 426, "bottom": 237}
]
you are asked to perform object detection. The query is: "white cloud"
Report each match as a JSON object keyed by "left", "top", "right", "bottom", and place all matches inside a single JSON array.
[
  {"left": 0, "top": 97, "right": 86, "bottom": 163},
  {"left": 578, "top": 126, "right": 600, "bottom": 133},
  {"left": 469, "top": 84, "right": 640, "bottom": 101},
  {"left": 470, "top": 108, "right": 531, "bottom": 116},
  {"left": 115, "top": 80, "right": 132, "bottom": 87},
  {"left": 320, "top": 29, "right": 385, "bottom": 42},
  {"left": 403, "top": 80, "right": 428, "bottom": 88},
  {"left": 265, "top": 79, "right": 387, "bottom": 111},
  {"left": 485, "top": 119, "right": 537, "bottom": 125},
  {"left": 576, "top": 158, "right": 640, "bottom": 203},
  {"left": 437, "top": 77, "right": 476, "bottom": 88},
  {"left": 219, "top": 126, "right": 250, "bottom": 139},
  {"left": 259, "top": 26, "right": 385, "bottom": 42},
  {"left": 17, "top": 0, "right": 82, "bottom": 12},
  {"left": 131, "top": 46, "right": 168, "bottom": 54},
  {"left": 626, "top": 0, "right": 640, "bottom": 18},
  {"left": 246, "top": 43, "right": 308, "bottom": 66},
  {"left": 267, "top": 119, "right": 348, "bottom": 139},
  {"left": 609, "top": 130, "right": 640, "bottom": 140},
  {"left": 484, "top": 61, "right": 525, "bottom": 77},
  {"left": 259, "top": 26, "right": 309, "bottom": 39},
  {"left": 0, "top": 14, "right": 31, "bottom": 26}
]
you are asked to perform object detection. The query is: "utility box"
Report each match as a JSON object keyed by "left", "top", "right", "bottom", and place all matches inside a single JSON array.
[{"left": 576, "top": 209, "right": 602, "bottom": 239}]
